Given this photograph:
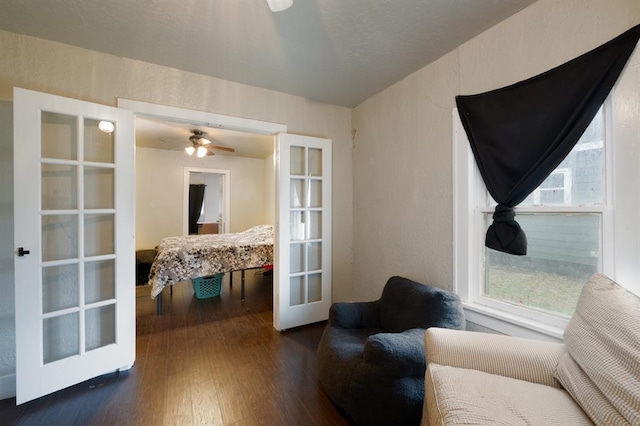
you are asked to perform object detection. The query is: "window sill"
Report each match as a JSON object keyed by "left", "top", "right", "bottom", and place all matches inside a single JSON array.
[{"left": 462, "top": 302, "right": 565, "bottom": 343}]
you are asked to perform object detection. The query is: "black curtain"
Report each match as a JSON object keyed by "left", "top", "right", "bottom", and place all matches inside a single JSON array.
[
  {"left": 456, "top": 24, "right": 640, "bottom": 255},
  {"left": 188, "top": 184, "right": 206, "bottom": 235}
]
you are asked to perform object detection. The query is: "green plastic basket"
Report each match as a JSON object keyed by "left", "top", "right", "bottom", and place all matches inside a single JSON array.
[{"left": 191, "top": 274, "right": 223, "bottom": 299}]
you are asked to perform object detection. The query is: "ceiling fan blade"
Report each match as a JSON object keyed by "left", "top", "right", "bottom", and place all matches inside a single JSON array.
[
  {"left": 205, "top": 146, "right": 216, "bottom": 156},
  {"left": 210, "top": 145, "right": 235, "bottom": 153}
]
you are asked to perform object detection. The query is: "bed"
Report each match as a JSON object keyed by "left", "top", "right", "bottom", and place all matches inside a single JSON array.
[{"left": 148, "top": 224, "right": 274, "bottom": 313}]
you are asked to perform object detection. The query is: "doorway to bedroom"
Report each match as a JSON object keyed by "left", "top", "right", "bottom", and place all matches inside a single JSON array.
[{"left": 131, "top": 110, "right": 279, "bottom": 317}]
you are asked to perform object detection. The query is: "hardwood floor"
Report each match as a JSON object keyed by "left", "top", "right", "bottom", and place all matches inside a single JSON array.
[{"left": 0, "top": 271, "right": 353, "bottom": 425}]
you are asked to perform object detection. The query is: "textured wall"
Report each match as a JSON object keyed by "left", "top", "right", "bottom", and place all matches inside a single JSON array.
[
  {"left": 0, "top": 102, "right": 14, "bottom": 378},
  {"left": 136, "top": 147, "right": 270, "bottom": 250},
  {"left": 351, "top": 0, "right": 640, "bottom": 301},
  {"left": 0, "top": 31, "right": 353, "bottom": 387}
]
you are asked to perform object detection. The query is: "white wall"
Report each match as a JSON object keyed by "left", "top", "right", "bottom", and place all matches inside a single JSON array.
[
  {"left": 351, "top": 0, "right": 640, "bottom": 301},
  {"left": 136, "top": 147, "right": 269, "bottom": 250},
  {"left": 0, "top": 31, "right": 353, "bottom": 397}
]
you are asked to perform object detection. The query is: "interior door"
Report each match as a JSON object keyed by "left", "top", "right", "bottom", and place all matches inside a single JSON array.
[
  {"left": 13, "top": 88, "right": 135, "bottom": 404},
  {"left": 274, "top": 134, "right": 332, "bottom": 330}
]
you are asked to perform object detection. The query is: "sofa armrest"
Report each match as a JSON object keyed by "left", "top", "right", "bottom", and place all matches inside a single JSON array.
[
  {"left": 425, "top": 328, "right": 566, "bottom": 388},
  {"left": 363, "top": 328, "right": 426, "bottom": 376},
  {"left": 329, "top": 301, "right": 381, "bottom": 329}
]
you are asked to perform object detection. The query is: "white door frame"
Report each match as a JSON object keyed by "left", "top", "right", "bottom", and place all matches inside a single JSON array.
[
  {"left": 117, "top": 99, "right": 288, "bottom": 325},
  {"left": 183, "top": 167, "right": 230, "bottom": 235}
]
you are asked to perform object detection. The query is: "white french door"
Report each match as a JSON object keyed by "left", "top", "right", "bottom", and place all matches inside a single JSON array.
[
  {"left": 13, "top": 88, "right": 135, "bottom": 404},
  {"left": 274, "top": 134, "right": 332, "bottom": 330}
]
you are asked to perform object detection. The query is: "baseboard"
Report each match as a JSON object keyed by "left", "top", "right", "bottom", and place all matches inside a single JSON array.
[{"left": 0, "top": 373, "right": 16, "bottom": 400}]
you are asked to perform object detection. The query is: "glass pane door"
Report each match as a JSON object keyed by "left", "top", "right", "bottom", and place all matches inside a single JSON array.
[
  {"left": 14, "top": 88, "right": 135, "bottom": 404},
  {"left": 40, "top": 113, "right": 117, "bottom": 363},
  {"left": 275, "top": 134, "right": 332, "bottom": 330}
]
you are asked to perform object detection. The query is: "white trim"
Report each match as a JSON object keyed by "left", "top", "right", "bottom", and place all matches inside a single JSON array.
[
  {"left": 116, "top": 99, "right": 287, "bottom": 135},
  {"left": 463, "top": 303, "right": 564, "bottom": 342}
]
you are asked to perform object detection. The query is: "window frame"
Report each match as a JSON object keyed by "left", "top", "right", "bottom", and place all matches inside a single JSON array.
[{"left": 453, "top": 100, "right": 617, "bottom": 341}]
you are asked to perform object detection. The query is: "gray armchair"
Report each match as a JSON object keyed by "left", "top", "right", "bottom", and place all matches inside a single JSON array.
[{"left": 317, "top": 276, "right": 465, "bottom": 426}]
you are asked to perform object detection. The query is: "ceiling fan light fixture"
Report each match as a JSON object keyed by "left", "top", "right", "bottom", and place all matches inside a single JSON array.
[
  {"left": 266, "top": 0, "right": 293, "bottom": 12},
  {"left": 196, "top": 146, "right": 208, "bottom": 157},
  {"left": 185, "top": 146, "right": 196, "bottom": 156},
  {"left": 199, "top": 137, "right": 212, "bottom": 145}
]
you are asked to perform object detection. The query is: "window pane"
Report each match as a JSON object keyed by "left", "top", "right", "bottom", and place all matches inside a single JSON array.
[
  {"left": 516, "top": 107, "right": 604, "bottom": 207},
  {"left": 484, "top": 213, "right": 600, "bottom": 316}
]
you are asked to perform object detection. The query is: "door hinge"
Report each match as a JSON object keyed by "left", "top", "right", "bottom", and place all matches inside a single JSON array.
[{"left": 17, "top": 247, "right": 30, "bottom": 257}]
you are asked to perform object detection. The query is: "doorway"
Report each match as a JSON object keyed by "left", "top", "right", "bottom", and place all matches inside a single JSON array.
[{"left": 183, "top": 168, "right": 230, "bottom": 236}]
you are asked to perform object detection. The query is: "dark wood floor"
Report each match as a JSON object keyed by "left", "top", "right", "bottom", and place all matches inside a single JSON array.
[{"left": 0, "top": 271, "right": 353, "bottom": 425}]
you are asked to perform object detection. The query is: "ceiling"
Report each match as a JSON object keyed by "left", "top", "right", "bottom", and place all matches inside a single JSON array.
[
  {"left": 0, "top": 0, "right": 536, "bottom": 108},
  {"left": 135, "top": 117, "right": 275, "bottom": 159},
  {"left": 0, "top": 0, "right": 537, "bottom": 157}
]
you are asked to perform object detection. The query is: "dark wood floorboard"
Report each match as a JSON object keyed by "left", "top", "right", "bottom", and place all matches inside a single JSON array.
[{"left": 0, "top": 271, "right": 354, "bottom": 426}]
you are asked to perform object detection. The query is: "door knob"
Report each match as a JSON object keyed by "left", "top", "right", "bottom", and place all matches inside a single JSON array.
[{"left": 17, "top": 247, "right": 30, "bottom": 257}]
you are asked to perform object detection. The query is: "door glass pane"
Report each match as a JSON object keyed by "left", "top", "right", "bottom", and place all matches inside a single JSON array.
[
  {"left": 290, "top": 178, "right": 304, "bottom": 208},
  {"left": 309, "top": 212, "right": 322, "bottom": 239},
  {"left": 85, "top": 260, "right": 115, "bottom": 304},
  {"left": 84, "top": 167, "right": 114, "bottom": 209},
  {"left": 290, "top": 243, "right": 305, "bottom": 273},
  {"left": 42, "top": 164, "right": 77, "bottom": 210},
  {"left": 43, "top": 312, "right": 79, "bottom": 364},
  {"left": 85, "top": 305, "right": 116, "bottom": 351},
  {"left": 290, "top": 211, "right": 305, "bottom": 241},
  {"left": 42, "top": 264, "right": 78, "bottom": 313},
  {"left": 290, "top": 146, "right": 305, "bottom": 175},
  {"left": 290, "top": 276, "right": 304, "bottom": 306},
  {"left": 308, "top": 148, "right": 322, "bottom": 176},
  {"left": 309, "top": 180, "right": 322, "bottom": 207},
  {"left": 84, "top": 214, "right": 115, "bottom": 257},
  {"left": 41, "top": 112, "right": 77, "bottom": 160},
  {"left": 84, "top": 118, "right": 115, "bottom": 163},
  {"left": 42, "top": 215, "right": 78, "bottom": 261},
  {"left": 308, "top": 273, "right": 322, "bottom": 303},
  {"left": 307, "top": 242, "right": 321, "bottom": 271}
]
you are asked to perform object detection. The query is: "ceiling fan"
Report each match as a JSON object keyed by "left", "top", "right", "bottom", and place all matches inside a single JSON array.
[{"left": 185, "top": 129, "right": 235, "bottom": 157}]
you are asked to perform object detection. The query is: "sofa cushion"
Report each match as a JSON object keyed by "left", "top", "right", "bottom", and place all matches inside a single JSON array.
[
  {"left": 425, "top": 364, "right": 592, "bottom": 426},
  {"left": 555, "top": 273, "right": 640, "bottom": 425}
]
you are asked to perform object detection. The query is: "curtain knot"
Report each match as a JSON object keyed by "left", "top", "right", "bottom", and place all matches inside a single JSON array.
[
  {"left": 492, "top": 205, "right": 516, "bottom": 222},
  {"left": 486, "top": 204, "right": 527, "bottom": 256}
]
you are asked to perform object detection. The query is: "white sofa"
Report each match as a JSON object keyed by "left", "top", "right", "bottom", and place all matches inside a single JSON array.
[{"left": 422, "top": 273, "right": 640, "bottom": 425}]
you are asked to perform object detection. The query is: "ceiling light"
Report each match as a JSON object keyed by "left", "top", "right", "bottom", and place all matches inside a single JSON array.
[
  {"left": 199, "top": 137, "right": 211, "bottom": 145},
  {"left": 196, "top": 146, "right": 208, "bottom": 157},
  {"left": 266, "top": 0, "right": 293, "bottom": 12},
  {"left": 98, "top": 120, "right": 115, "bottom": 133},
  {"left": 185, "top": 146, "right": 196, "bottom": 156}
]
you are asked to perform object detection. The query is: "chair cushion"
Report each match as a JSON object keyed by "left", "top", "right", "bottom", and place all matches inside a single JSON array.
[
  {"left": 555, "top": 273, "right": 640, "bottom": 425},
  {"left": 425, "top": 364, "right": 592, "bottom": 426},
  {"left": 379, "top": 276, "right": 465, "bottom": 332}
]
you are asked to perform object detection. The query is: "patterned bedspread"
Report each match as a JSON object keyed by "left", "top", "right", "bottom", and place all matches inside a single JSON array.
[{"left": 148, "top": 225, "right": 274, "bottom": 298}]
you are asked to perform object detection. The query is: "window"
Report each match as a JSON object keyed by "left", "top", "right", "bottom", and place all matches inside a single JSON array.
[
  {"left": 483, "top": 107, "right": 605, "bottom": 318},
  {"left": 531, "top": 168, "right": 572, "bottom": 206},
  {"left": 452, "top": 98, "right": 639, "bottom": 339}
]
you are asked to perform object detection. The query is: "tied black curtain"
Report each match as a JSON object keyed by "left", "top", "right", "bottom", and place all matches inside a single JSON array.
[
  {"left": 456, "top": 24, "right": 640, "bottom": 256},
  {"left": 188, "top": 184, "right": 206, "bottom": 235}
]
